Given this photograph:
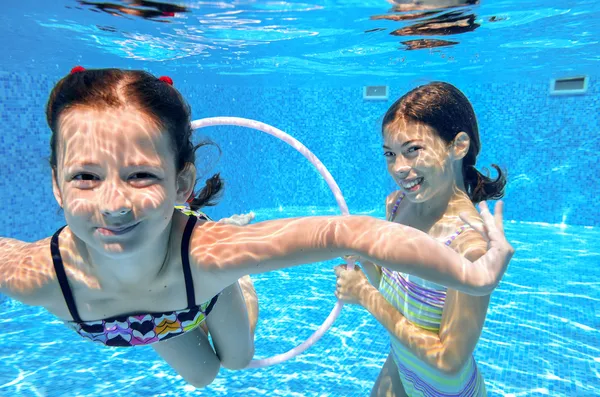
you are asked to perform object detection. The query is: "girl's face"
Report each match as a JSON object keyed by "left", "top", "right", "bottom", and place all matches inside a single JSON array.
[
  {"left": 383, "top": 119, "right": 460, "bottom": 203},
  {"left": 52, "top": 106, "right": 193, "bottom": 257}
]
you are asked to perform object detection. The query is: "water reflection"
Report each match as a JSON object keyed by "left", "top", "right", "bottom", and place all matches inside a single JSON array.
[
  {"left": 70, "top": 0, "right": 189, "bottom": 22},
  {"left": 370, "top": 0, "right": 481, "bottom": 50}
]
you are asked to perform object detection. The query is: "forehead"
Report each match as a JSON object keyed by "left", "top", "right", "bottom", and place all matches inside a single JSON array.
[
  {"left": 56, "top": 107, "right": 172, "bottom": 165},
  {"left": 383, "top": 119, "right": 440, "bottom": 144}
]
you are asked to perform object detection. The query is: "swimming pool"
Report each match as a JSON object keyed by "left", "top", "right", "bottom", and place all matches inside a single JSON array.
[
  {"left": 0, "top": 208, "right": 597, "bottom": 396},
  {"left": 1, "top": 0, "right": 600, "bottom": 396}
]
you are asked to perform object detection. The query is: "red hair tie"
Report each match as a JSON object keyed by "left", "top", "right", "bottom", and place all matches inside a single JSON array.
[
  {"left": 186, "top": 194, "right": 195, "bottom": 204},
  {"left": 159, "top": 76, "right": 173, "bottom": 85},
  {"left": 70, "top": 66, "right": 86, "bottom": 74}
]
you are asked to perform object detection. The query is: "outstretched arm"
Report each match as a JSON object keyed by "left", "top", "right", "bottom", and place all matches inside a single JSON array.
[
  {"left": 190, "top": 201, "right": 513, "bottom": 297},
  {"left": 0, "top": 237, "right": 55, "bottom": 305}
]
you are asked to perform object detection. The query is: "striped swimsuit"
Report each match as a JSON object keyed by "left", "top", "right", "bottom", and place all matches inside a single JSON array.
[{"left": 379, "top": 193, "right": 486, "bottom": 396}]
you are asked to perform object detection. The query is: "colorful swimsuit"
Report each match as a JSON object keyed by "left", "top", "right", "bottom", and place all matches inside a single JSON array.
[
  {"left": 51, "top": 207, "right": 219, "bottom": 347},
  {"left": 379, "top": 193, "right": 486, "bottom": 396}
]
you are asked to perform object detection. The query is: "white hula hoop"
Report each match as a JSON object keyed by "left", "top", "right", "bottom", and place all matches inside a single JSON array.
[{"left": 191, "top": 117, "right": 356, "bottom": 369}]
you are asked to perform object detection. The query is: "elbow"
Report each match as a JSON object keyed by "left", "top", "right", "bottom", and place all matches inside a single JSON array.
[
  {"left": 469, "top": 280, "right": 496, "bottom": 297},
  {"left": 438, "top": 351, "right": 469, "bottom": 376}
]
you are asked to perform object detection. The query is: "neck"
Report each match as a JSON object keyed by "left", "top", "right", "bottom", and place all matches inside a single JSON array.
[
  {"left": 411, "top": 182, "right": 472, "bottom": 227},
  {"left": 76, "top": 223, "right": 173, "bottom": 291}
]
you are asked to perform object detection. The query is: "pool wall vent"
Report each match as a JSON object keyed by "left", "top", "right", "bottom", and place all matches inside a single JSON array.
[
  {"left": 363, "top": 85, "right": 389, "bottom": 101},
  {"left": 550, "top": 76, "right": 589, "bottom": 96}
]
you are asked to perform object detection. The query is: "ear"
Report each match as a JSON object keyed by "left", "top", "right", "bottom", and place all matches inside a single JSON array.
[
  {"left": 176, "top": 162, "right": 196, "bottom": 204},
  {"left": 52, "top": 168, "right": 63, "bottom": 208},
  {"left": 451, "top": 132, "right": 470, "bottom": 160}
]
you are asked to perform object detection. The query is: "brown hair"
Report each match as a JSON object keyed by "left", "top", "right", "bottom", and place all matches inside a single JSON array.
[
  {"left": 382, "top": 82, "right": 506, "bottom": 202},
  {"left": 46, "top": 68, "right": 222, "bottom": 211}
]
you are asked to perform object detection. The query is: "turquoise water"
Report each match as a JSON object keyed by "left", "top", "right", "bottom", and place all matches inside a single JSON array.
[
  {"left": 1, "top": 209, "right": 599, "bottom": 396},
  {"left": 1, "top": 0, "right": 600, "bottom": 396},
  {"left": 1, "top": 0, "right": 599, "bottom": 84}
]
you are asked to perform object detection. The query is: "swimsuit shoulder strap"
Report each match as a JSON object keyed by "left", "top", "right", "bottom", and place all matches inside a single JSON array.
[{"left": 50, "top": 226, "right": 83, "bottom": 323}]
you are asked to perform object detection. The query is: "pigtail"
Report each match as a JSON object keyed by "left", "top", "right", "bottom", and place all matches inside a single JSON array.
[
  {"left": 188, "top": 173, "right": 224, "bottom": 212},
  {"left": 464, "top": 164, "right": 506, "bottom": 203}
]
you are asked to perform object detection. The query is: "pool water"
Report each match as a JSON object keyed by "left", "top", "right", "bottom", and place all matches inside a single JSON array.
[
  {"left": 1, "top": 208, "right": 598, "bottom": 397},
  {"left": 1, "top": 0, "right": 600, "bottom": 396}
]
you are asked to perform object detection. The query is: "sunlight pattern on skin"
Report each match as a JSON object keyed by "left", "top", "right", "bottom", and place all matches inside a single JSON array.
[
  {"left": 188, "top": 117, "right": 513, "bottom": 370},
  {"left": 0, "top": 104, "right": 513, "bottom": 388},
  {"left": 335, "top": 102, "right": 508, "bottom": 395},
  {"left": 55, "top": 108, "right": 175, "bottom": 258}
]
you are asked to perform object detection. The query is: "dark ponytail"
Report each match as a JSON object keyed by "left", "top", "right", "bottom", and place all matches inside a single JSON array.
[
  {"left": 188, "top": 173, "right": 223, "bottom": 211},
  {"left": 464, "top": 164, "right": 506, "bottom": 203}
]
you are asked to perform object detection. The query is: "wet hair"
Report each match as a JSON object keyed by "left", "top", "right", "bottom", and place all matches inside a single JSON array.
[
  {"left": 382, "top": 82, "right": 506, "bottom": 203},
  {"left": 46, "top": 68, "right": 222, "bottom": 212}
]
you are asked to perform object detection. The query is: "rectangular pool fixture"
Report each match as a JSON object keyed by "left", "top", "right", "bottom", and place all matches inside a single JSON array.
[
  {"left": 549, "top": 76, "right": 589, "bottom": 96},
  {"left": 363, "top": 85, "right": 389, "bottom": 100}
]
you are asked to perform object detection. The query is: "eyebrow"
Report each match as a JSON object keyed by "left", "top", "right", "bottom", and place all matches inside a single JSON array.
[
  {"left": 63, "top": 161, "right": 163, "bottom": 169},
  {"left": 63, "top": 161, "right": 100, "bottom": 169},
  {"left": 382, "top": 140, "right": 420, "bottom": 150}
]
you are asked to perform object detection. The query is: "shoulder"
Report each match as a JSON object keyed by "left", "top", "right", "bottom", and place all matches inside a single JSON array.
[
  {"left": 0, "top": 236, "right": 58, "bottom": 305},
  {"left": 448, "top": 213, "right": 488, "bottom": 262}
]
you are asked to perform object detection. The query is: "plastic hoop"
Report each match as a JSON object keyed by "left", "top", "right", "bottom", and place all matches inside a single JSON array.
[{"left": 191, "top": 117, "right": 356, "bottom": 369}]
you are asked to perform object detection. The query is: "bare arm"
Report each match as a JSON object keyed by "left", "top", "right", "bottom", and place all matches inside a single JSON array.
[
  {"left": 351, "top": 232, "right": 491, "bottom": 375},
  {"left": 359, "top": 191, "right": 407, "bottom": 287},
  {"left": 0, "top": 237, "right": 54, "bottom": 305},
  {"left": 190, "top": 202, "right": 513, "bottom": 296}
]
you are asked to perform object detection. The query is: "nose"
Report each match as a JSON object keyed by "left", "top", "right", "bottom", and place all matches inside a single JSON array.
[
  {"left": 99, "top": 180, "right": 133, "bottom": 217},
  {"left": 102, "top": 207, "right": 131, "bottom": 216},
  {"left": 391, "top": 157, "right": 411, "bottom": 178}
]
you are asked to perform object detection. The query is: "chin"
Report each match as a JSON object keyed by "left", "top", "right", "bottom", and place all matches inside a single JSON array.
[
  {"left": 404, "top": 189, "right": 435, "bottom": 203},
  {"left": 99, "top": 241, "right": 140, "bottom": 257}
]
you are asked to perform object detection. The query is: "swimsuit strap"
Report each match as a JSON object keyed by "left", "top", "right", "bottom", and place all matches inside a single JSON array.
[
  {"left": 52, "top": 214, "right": 200, "bottom": 324},
  {"left": 181, "top": 215, "right": 198, "bottom": 308},
  {"left": 444, "top": 224, "right": 471, "bottom": 246},
  {"left": 51, "top": 225, "right": 83, "bottom": 323},
  {"left": 388, "top": 192, "right": 406, "bottom": 222}
]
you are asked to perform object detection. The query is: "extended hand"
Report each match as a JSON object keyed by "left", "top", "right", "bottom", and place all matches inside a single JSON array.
[{"left": 460, "top": 201, "right": 515, "bottom": 294}]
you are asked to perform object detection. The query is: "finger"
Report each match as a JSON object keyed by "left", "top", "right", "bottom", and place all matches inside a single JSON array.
[
  {"left": 478, "top": 201, "right": 489, "bottom": 212},
  {"left": 479, "top": 202, "right": 506, "bottom": 244},
  {"left": 345, "top": 256, "right": 358, "bottom": 266},
  {"left": 494, "top": 201, "right": 505, "bottom": 234},
  {"left": 478, "top": 202, "right": 495, "bottom": 227}
]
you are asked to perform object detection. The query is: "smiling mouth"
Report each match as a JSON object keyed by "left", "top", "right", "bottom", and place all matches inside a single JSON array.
[
  {"left": 96, "top": 223, "right": 140, "bottom": 236},
  {"left": 401, "top": 177, "right": 424, "bottom": 192}
]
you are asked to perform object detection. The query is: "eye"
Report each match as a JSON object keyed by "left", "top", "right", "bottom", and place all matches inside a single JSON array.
[
  {"left": 71, "top": 173, "right": 100, "bottom": 189},
  {"left": 129, "top": 172, "right": 157, "bottom": 180},
  {"left": 383, "top": 151, "right": 396, "bottom": 157},
  {"left": 128, "top": 172, "right": 160, "bottom": 187},
  {"left": 72, "top": 173, "right": 99, "bottom": 181},
  {"left": 406, "top": 146, "right": 423, "bottom": 154}
]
